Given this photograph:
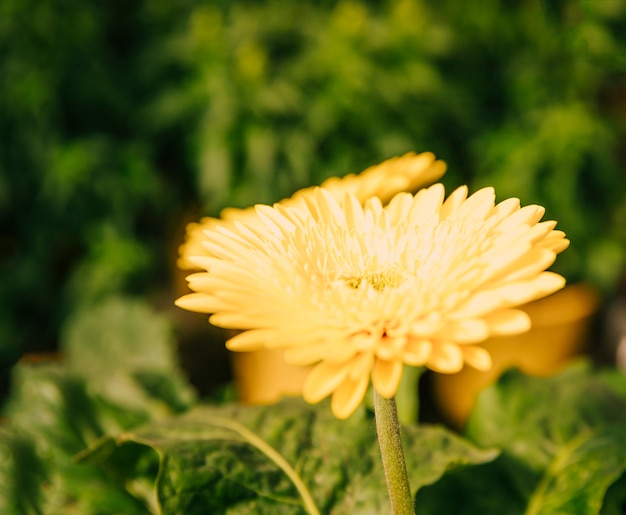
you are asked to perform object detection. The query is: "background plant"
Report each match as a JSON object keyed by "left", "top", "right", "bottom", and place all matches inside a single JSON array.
[{"left": 1, "top": 0, "right": 625, "bottom": 470}]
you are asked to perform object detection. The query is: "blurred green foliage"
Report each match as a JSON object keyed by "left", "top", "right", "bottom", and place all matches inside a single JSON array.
[{"left": 1, "top": 0, "right": 625, "bottom": 374}]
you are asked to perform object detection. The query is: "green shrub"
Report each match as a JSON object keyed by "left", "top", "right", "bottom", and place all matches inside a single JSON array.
[{"left": 1, "top": 0, "right": 625, "bottom": 374}]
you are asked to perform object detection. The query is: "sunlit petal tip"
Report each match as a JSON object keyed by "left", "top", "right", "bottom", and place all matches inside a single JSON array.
[
  {"left": 457, "top": 187, "right": 496, "bottom": 220},
  {"left": 174, "top": 293, "right": 215, "bottom": 314},
  {"left": 440, "top": 185, "right": 469, "bottom": 217},
  {"left": 225, "top": 330, "right": 267, "bottom": 351},
  {"left": 536, "top": 271, "right": 567, "bottom": 295},
  {"left": 545, "top": 237, "right": 570, "bottom": 253},
  {"left": 185, "top": 272, "right": 214, "bottom": 292},
  {"left": 491, "top": 197, "right": 520, "bottom": 220},
  {"left": 485, "top": 309, "right": 531, "bottom": 336},
  {"left": 407, "top": 183, "right": 445, "bottom": 222}
]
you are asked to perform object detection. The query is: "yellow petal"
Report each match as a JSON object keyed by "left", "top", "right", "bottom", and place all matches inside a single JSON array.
[
  {"left": 375, "top": 335, "right": 407, "bottom": 360},
  {"left": 457, "top": 187, "right": 495, "bottom": 220},
  {"left": 403, "top": 339, "right": 432, "bottom": 366},
  {"left": 175, "top": 293, "right": 221, "bottom": 314},
  {"left": 490, "top": 197, "right": 520, "bottom": 221},
  {"left": 496, "top": 205, "right": 545, "bottom": 232},
  {"left": 372, "top": 359, "right": 404, "bottom": 398},
  {"left": 343, "top": 193, "right": 366, "bottom": 232},
  {"left": 225, "top": 330, "right": 267, "bottom": 351},
  {"left": 462, "top": 346, "right": 492, "bottom": 371},
  {"left": 492, "top": 248, "right": 556, "bottom": 284},
  {"left": 349, "top": 352, "right": 374, "bottom": 381},
  {"left": 255, "top": 204, "right": 297, "bottom": 237},
  {"left": 484, "top": 309, "right": 531, "bottom": 336},
  {"left": 284, "top": 342, "right": 336, "bottom": 366},
  {"left": 450, "top": 292, "right": 506, "bottom": 319},
  {"left": 386, "top": 192, "right": 415, "bottom": 221},
  {"left": 433, "top": 319, "right": 490, "bottom": 343},
  {"left": 407, "top": 183, "right": 444, "bottom": 224},
  {"left": 303, "top": 361, "right": 350, "bottom": 404},
  {"left": 440, "top": 185, "right": 469, "bottom": 218},
  {"left": 330, "top": 373, "right": 370, "bottom": 419},
  {"left": 427, "top": 342, "right": 464, "bottom": 373}
]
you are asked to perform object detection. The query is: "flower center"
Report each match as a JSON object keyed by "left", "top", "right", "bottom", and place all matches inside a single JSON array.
[{"left": 345, "top": 269, "right": 403, "bottom": 291}]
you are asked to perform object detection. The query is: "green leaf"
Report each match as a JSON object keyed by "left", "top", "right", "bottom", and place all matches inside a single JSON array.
[
  {"left": 0, "top": 429, "right": 45, "bottom": 515},
  {"left": 417, "top": 363, "right": 626, "bottom": 514},
  {"left": 523, "top": 422, "right": 626, "bottom": 515},
  {"left": 601, "top": 473, "right": 626, "bottom": 515},
  {"left": 414, "top": 455, "right": 536, "bottom": 515},
  {"left": 82, "top": 398, "right": 497, "bottom": 514},
  {"left": 2, "top": 363, "right": 153, "bottom": 514},
  {"left": 61, "top": 296, "right": 196, "bottom": 416},
  {"left": 465, "top": 363, "right": 626, "bottom": 472}
]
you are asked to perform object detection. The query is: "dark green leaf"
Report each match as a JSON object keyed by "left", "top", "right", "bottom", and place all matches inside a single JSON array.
[
  {"left": 601, "top": 473, "right": 626, "bottom": 515},
  {"left": 445, "top": 363, "right": 626, "bottom": 514},
  {"left": 0, "top": 429, "right": 45, "bottom": 515},
  {"left": 465, "top": 363, "right": 626, "bottom": 472},
  {"left": 83, "top": 398, "right": 497, "bottom": 514},
  {"left": 414, "top": 455, "right": 536, "bottom": 515}
]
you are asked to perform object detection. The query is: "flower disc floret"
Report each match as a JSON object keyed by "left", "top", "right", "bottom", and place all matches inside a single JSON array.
[{"left": 177, "top": 183, "right": 569, "bottom": 419}]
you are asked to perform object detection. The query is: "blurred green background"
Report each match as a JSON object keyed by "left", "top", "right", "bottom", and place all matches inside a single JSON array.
[{"left": 1, "top": 0, "right": 626, "bottom": 397}]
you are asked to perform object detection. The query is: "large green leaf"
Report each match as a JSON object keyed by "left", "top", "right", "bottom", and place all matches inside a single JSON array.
[
  {"left": 522, "top": 422, "right": 626, "bottom": 514},
  {"left": 61, "top": 296, "right": 196, "bottom": 415},
  {"left": 415, "top": 363, "right": 626, "bottom": 514},
  {"left": 2, "top": 363, "right": 154, "bottom": 514},
  {"left": 83, "top": 398, "right": 498, "bottom": 514},
  {"left": 0, "top": 296, "right": 197, "bottom": 514},
  {"left": 465, "top": 364, "right": 626, "bottom": 471}
]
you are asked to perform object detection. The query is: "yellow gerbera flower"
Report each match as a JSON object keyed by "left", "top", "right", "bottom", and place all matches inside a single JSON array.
[
  {"left": 176, "top": 179, "right": 569, "bottom": 419},
  {"left": 178, "top": 152, "right": 446, "bottom": 269}
]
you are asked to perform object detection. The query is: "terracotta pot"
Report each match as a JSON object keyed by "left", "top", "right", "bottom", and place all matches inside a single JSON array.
[
  {"left": 232, "top": 349, "right": 310, "bottom": 405},
  {"left": 431, "top": 283, "right": 599, "bottom": 429}
]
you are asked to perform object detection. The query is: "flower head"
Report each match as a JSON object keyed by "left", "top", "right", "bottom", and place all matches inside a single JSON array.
[
  {"left": 178, "top": 152, "right": 446, "bottom": 269},
  {"left": 177, "top": 168, "right": 568, "bottom": 420}
]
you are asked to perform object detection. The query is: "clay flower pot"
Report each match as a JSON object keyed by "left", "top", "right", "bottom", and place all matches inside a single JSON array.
[
  {"left": 232, "top": 348, "right": 310, "bottom": 405},
  {"left": 431, "top": 283, "right": 599, "bottom": 429}
]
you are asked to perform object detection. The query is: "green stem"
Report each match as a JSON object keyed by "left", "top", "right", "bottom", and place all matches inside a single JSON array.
[{"left": 374, "top": 390, "right": 415, "bottom": 515}]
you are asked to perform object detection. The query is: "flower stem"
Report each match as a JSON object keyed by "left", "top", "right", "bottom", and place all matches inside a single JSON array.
[{"left": 374, "top": 390, "right": 415, "bottom": 515}]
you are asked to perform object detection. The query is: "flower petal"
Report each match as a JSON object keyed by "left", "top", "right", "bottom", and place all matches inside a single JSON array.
[
  {"left": 372, "top": 359, "right": 404, "bottom": 398},
  {"left": 440, "top": 185, "right": 468, "bottom": 218},
  {"left": 427, "top": 342, "right": 464, "bottom": 373},
  {"left": 175, "top": 293, "right": 220, "bottom": 313},
  {"left": 484, "top": 309, "right": 531, "bottom": 336},
  {"left": 331, "top": 373, "right": 370, "bottom": 419},
  {"left": 433, "top": 319, "right": 490, "bottom": 343},
  {"left": 403, "top": 339, "right": 432, "bottom": 366},
  {"left": 303, "top": 361, "right": 350, "bottom": 404},
  {"left": 462, "top": 346, "right": 492, "bottom": 371},
  {"left": 457, "top": 187, "right": 495, "bottom": 220}
]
